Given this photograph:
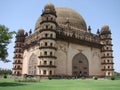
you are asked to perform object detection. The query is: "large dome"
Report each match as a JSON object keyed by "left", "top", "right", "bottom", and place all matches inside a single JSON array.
[{"left": 35, "top": 7, "right": 87, "bottom": 31}]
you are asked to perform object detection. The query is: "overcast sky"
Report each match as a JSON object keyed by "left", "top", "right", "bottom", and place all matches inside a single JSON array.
[{"left": 0, "top": 0, "right": 120, "bottom": 72}]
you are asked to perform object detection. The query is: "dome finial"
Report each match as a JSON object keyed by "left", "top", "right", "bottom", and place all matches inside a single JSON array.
[
  {"left": 88, "top": 26, "right": 91, "bottom": 33},
  {"left": 97, "top": 29, "right": 100, "bottom": 35}
]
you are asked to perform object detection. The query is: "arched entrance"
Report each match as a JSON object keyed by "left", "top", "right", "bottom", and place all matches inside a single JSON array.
[
  {"left": 28, "top": 53, "right": 37, "bottom": 75},
  {"left": 72, "top": 53, "right": 89, "bottom": 77}
]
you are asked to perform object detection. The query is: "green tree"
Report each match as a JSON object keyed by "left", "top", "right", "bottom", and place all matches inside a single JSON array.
[{"left": 0, "top": 25, "right": 16, "bottom": 62}]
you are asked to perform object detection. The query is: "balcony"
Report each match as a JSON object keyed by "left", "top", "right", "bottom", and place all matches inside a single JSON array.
[
  {"left": 101, "top": 62, "right": 114, "bottom": 65},
  {"left": 39, "top": 29, "right": 56, "bottom": 33},
  {"left": 39, "top": 46, "right": 57, "bottom": 50},
  {"left": 13, "top": 56, "right": 23, "bottom": 59},
  {"left": 101, "top": 56, "right": 114, "bottom": 58},
  {"left": 101, "top": 69, "right": 114, "bottom": 71},
  {"left": 13, "top": 62, "right": 22, "bottom": 64},
  {"left": 101, "top": 50, "right": 113, "bottom": 52},
  {"left": 39, "top": 37, "right": 56, "bottom": 41},
  {"left": 40, "top": 20, "right": 57, "bottom": 25},
  {"left": 38, "top": 65, "right": 56, "bottom": 68},
  {"left": 38, "top": 56, "right": 57, "bottom": 59},
  {"left": 12, "top": 68, "right": 22, "bottom": 70}
]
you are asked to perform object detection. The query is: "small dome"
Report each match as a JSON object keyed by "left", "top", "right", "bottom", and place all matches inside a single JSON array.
[
  {"left": 101, "top": 24, "right": 111, "bottom": 34},
  {"left": 18, "top": 29, "right": 24, "bottom": 35},
  {"left": 101, "top": 24, "right": 109, "bottom": 31},
  {"left": 44, "top": 2, "right": 55, "bottom": 10}
]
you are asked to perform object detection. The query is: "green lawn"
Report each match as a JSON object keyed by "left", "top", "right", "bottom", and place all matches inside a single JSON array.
[{"left": 0, "top": 78, "right": 120, "bottom": 90}]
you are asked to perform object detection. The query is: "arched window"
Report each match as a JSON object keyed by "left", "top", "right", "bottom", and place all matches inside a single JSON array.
[
  {"left": 50, "top": 43, "right": 53, "bottom": 46},
  {"left": 45, "top": 42, "right": 47, "bottom": 46},
  {"left": 50, "top": 52, "right": 53, "bottom": 56},
  {"left": 50, "top": 34, "right": 53, "bottom": 38},
  {"left": 51, "top": 17, "right": 53, "bottom": 21},
  {"left": 18, "top": 60, "right": 21, "bottom": 63},
  {"left": 44, "top": 51, "right": 47, "bottom": 55},
  {"left": 50, "top": 61, "right": 52, "bottom": 65},
  {"left": 44, "top": 61, "right": 47, "bottom": 65},
  {"left": 19, "top": 55, "right": 21, "bottom": 57},
  {"left": 17, "top": 66, "right": 20, "bottom": 68},
  {"left": 46, "top": 25, "right": 48, "bottom": 29},
  {"left": 49, "top": 70, "right": 52, "bottom": 75},
  {"left": 106, "top": 47, "right": 109, "bottom": 50},
  {"left": 51, "top": 26, "right": 53, "bottom": 29},
  {"left": 45, "top": 33, "right": 48, "bottom": 37},
  {"left": 15, "top": 60, "right": 17, "bottom": 63},
  {"left": 108, "top": 72, "right": 110, "bottom": 75},
  {"left": 43, "top": 70, "right": 46, "bottom": 75},
  {"left": 17, "top": 71, "right": 20, "bottom": 75}
]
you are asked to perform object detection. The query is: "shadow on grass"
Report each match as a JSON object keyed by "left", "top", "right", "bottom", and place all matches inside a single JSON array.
[{"left": 0, "top": 82, "right": 27, "bottom": 87}]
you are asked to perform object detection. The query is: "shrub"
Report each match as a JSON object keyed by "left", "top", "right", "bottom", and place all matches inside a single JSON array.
[
  {"left": 15, "top": 77, "right": 38, "bottom": 82},
  {"left": 48, "top": 76, "right": 52, "bottom": 80},
  {"left": 3, "top": 75, "right": 7, "bottom": 78},
  {"left": 111, "top": 76, "right": 115, "bottom": 80},
  {"left": 93, "top": 76, "right": 98, "bottom": 80}
]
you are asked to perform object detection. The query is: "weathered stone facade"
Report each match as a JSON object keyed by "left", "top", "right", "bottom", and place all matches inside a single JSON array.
[{"left": 12, "top": 3, "right": 114, "bottom": 77}]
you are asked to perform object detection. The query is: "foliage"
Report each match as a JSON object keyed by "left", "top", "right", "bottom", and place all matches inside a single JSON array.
[
  {"left": 111, "top": 76, "right": 115, "bottom": 80},
  {"left": 93, "top": 76, "right": 98, "bottom": 80},
  {"left": 114, "top": 72, "right": 120, "bottom": 77},
  {"left": 3, "top": 75, "right": 7, "bottom": 78},
  {"left": 15, "top": 77, "right": 39, "bottom": 82},
  {"left": 0, "top": 24, "right": 16, "bottom": 62},
  {"left": 0, "top": 69, "right": 12, "bottom": 75},
  {"left": 48, "top": 76, "right": 52, "bottom": 80}
]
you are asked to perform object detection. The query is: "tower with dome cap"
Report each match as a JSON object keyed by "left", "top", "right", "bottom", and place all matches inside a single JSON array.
[
  {"left": 38, "top": 2, "right": 57, "bottom": 76},
  {"left": 100, "top": 25, "right": 114, "bottom": 76},
  {"left": 12, "top": 29, "right": 25, "bottom": 75}
]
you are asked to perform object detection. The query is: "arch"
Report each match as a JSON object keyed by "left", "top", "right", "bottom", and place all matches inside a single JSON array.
[
  {"left": 72, "top": 53, "right": 89, "bottom": 77},
  {"left": 28, "top": 53, "right": 37, "bottom": 75},
  {"left": 50, "top": 61, "right": 52, "bottom": 65},
  {"left": 49, "top": 70, "right": 52, "bottom": 75}
]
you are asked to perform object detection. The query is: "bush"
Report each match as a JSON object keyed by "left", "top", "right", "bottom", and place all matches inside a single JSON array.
[
  {"left": 48, "top": 76, "right": 52, "bottom": 80},
  {"left": 93, "top": 76, "right": 98, "bottom": 80},
  {"left": 15, "top": 77, "right": 38, "bottom": 82},
  {"left": 111, "top": 76, "right": 115, "bottom": 80},
  {"left": 3, "top": 75, "right": 7, "bottom": 78}
]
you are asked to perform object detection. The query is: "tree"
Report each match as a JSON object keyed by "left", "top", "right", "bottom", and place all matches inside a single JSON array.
[
  {"left": 0, "top": 69, "right": 12, "bottom": 75},
  {"left": 0, "top": 25, "right": 16, "bottom": 62}
]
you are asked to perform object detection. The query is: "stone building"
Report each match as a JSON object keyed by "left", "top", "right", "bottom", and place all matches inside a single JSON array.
[{"left": 12, "top": 3, "right": 114, "bottom": 77}]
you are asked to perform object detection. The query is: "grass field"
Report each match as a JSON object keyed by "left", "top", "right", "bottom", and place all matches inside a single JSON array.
[{"left": 0, "top": 78, "right": 120, "bottom": 90}]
